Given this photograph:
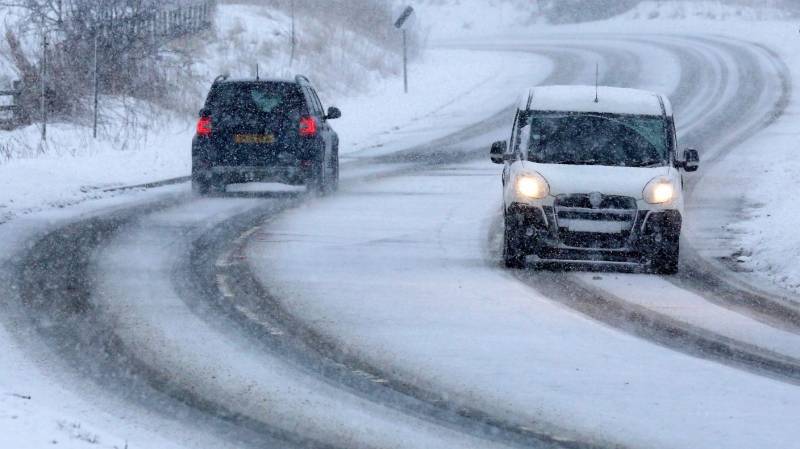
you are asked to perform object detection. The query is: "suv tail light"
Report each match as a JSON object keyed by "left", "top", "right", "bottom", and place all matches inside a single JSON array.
[
  {"left": 197, "top": 116, "right": 212, "bottom": 137},
  {"left": 299, "top": 116, "right": 317, "bottom": 137}
]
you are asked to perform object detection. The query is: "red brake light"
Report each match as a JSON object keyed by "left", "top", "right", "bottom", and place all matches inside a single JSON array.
[
  {"left": 197, "top": 116, "right": 212, "bottom": 137},
  {"left": 299, "top": 116, "right": 317, "bottom": 137}
]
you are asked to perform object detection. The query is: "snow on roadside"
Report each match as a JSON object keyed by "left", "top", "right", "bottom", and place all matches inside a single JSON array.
[
  {"left": 618, "top": 1, "right": 792, "bottom": 21},
  {"left": 412, "top": 0, "right": 540, "bottom": 41},
  {"left": 707, "top": 76, "right": 800, "bottom": 294},
  {"left": 0, "top": 115, "right": 192, "bottom": 224}
]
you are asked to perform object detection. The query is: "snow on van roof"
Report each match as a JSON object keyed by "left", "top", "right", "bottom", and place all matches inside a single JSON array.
[{"left": 520, "top": 85, "right": 671, "bottom": 117}]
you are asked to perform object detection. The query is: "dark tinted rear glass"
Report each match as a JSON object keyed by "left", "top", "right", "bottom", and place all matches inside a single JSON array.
[{"left": 206, "top": 82, "right": 306, "bottom": 116}]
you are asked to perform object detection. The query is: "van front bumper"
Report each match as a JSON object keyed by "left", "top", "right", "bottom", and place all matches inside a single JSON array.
[{"left": 506, "top": 202, "right": 682, "bottom": 265}]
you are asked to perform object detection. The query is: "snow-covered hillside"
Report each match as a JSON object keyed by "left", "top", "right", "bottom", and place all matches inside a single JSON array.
[
  {"left": 618, "top": 1, "right": 793, "bottom": 21},
  {"left": 413, "top": 0, "right": 539, "bottom": 40}
]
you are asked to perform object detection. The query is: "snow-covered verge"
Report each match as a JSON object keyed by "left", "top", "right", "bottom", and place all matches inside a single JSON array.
[
  {"left": 706, "top": 68, "right": 800, "bottom": 294},
  {"left": 412, "top": 0, "right": 796, "bottom": 40},
  {"left": 0, "top": 107, "right": 192, "bottom": 224},
  {"left": 412, "top": 0, "right": 540, "bottom": 40},
  {"left": 195, "top": 3, "right": 400, "bottom": 100},
  {"left": 618, "top": 1, "right": 794, "bottom": 21}
]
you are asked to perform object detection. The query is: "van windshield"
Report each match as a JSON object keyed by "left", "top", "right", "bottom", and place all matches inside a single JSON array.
[{"left": 526, "top": 113, "right": 670, "bottom": 167}]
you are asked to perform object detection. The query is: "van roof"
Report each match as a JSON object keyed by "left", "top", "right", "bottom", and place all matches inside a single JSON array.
[{"left": 519, "top": 85, "right": 671, "bottom": 117}]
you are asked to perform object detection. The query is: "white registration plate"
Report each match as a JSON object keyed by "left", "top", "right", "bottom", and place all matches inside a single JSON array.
[{"left": 561, "top": 219, "right": 625, "bottom": 234}]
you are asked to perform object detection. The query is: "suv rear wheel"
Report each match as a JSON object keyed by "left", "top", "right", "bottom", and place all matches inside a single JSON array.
[
  {"left": 192, "top": 177, "right": 210, "bottom": 195},
  {"left": 308, "top": 157, "right": 327, "bottom": 195},
  {"left": 328, "top": 150, "right": 340, "bottom": 193}
]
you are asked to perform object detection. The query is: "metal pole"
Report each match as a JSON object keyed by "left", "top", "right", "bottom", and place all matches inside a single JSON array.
[
  {"left": 290, "top": 0, "right": 296, "bottom": 66},
  {"left": 41, "top": 33, "right": 47, "bottom": 142},
  {"left": 403, "top": 29, "right": 408, "bottom": 94},
  {"left": 93, "top": 33, "right": 99, "bottom": 139}
]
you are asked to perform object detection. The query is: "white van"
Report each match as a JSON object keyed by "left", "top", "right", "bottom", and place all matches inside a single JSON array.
[{"left": 490, "top": 85, "right": 699, "bottom": 273}]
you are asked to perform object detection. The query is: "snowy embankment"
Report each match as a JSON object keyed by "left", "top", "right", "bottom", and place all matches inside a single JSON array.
[{"left": 621, "top": 1, "right": 792, "bottom": 21}]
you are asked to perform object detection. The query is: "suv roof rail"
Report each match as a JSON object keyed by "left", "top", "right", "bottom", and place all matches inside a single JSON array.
[
  {"left": 213, "top": 74, "right": 230, "bottom": 84},
  {"left": 295, "top": 74, "right": 312, "bottom": 85}
]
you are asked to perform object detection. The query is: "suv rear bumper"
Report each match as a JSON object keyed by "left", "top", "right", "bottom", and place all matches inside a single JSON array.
[
  {"left": 193, "top": 165, "right": 313, "bottom": 186},
  {"left": 507, "top": 203, "right": 681, "bottom": 265}
]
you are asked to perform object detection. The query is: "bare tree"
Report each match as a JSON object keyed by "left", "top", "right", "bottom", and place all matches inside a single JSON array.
[{"left": 2, "top": 0, "right": 214, "bottom": 120}]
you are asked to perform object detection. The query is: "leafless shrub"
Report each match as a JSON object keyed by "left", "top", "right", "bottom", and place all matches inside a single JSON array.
[
  {"left": 0, "top": 142, "right": 11, "bottom": 162},
  {"left": 1, "top": 0, "right": 216, "bottom": 121}
]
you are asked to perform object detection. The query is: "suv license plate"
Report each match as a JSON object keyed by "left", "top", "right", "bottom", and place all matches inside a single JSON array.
[{"left": 234, "top": 134, "right": 275, "bottom": 144}]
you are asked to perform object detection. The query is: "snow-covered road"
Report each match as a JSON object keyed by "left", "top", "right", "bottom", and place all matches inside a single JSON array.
[
  {"left": 3, "top": 31, "right": 798, "bottom": 449},
  {"left": 247, "top": 35, "right": 799, "bottom": 449}
]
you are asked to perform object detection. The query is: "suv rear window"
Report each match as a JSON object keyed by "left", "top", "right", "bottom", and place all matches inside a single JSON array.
[{"left": 206, "top": 82, "right": 306, "bottom": 116}]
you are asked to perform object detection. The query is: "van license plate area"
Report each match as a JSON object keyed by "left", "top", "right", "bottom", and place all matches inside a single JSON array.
[{"left": 561, "top": 219, "right": 625, "bottom": 234}]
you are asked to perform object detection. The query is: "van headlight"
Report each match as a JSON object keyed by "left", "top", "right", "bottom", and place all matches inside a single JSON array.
[
  {"left": 516, "top": 172, "right": 550, "bottom": 200},
  {"left": 643, "top": 177, "right": 676, "bottom": 204}
]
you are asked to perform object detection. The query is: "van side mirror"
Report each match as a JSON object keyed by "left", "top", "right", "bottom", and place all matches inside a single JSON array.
[
  {"left": 325, "top": 106, "right": 341, "bottom": 120},
  {"left": 682, "top": 148, "right": 700, "bottom": 172},
  {"left": 490, "top": 141, "right": 507, "bottom": 164}
]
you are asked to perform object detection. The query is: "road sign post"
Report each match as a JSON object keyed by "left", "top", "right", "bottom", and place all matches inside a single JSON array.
[
  {"left": 41, "top": 33, "right": 48, "bottom": 143},
  {"left": 93, "top": 32, "right": 99, "bottom": 138},
  {"left": 394, "top": 6, "right": 415, "bottom": 94}
]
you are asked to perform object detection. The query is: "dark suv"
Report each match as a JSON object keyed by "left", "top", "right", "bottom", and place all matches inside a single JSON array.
[{"left": 192, "top": 75, "right": 341, "bottom": 194}]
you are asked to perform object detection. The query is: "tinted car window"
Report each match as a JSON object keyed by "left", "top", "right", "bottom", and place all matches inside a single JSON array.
[
  {"left": 301, "top": 86, "right": 322, "bottom": 116},
  {"left": 310, "top": 89, "right": 325, "bottom": 115},
  {"left": 206, "top": 82, "right": 306, "bottom": 117}
]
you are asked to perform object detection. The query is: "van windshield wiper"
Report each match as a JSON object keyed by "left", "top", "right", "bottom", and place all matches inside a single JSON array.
[
  {"left": 636, "top": 160, "right": 668, "bottom": 167},
  {"left": 549, "top": 159, "right": 606, "bottom": 166}
]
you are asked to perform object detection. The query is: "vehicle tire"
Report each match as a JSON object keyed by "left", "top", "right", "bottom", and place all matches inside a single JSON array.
[
  {"left": 192, "top": 177, "right": 210, "bottom": 195},
  {"left": 308, "top": 157, "right": 327, "bottom": 196},
  {"left": 503, "top": 215, "right": 527, "bottom": 269},
  {"left": 652, "top": 236, "right": 680, "bottom": 275},
  {"left": 329, "top": 150, "right": 340, "bottom": 193}
]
